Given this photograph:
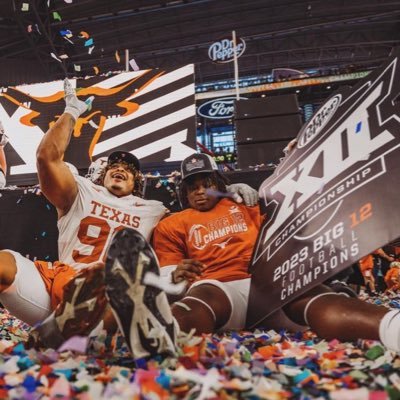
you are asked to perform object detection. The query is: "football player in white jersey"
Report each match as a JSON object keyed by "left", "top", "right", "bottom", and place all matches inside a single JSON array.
[
  {"left": 0, "top": 79, "right": 170, "bottom": 347},
  {"left": 0, "top": 79, "right": 259, "bottom": 349}
]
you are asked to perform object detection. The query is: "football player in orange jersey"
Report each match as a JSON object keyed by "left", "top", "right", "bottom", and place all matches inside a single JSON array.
[
  {"left": 103, "top": 152, "right": 400, "bottom": 363},
  {"left": 359, "top": 249, "right": 394, "bottom": 294},
  {"left": 105, "top": 153, "right": 263, "bottom": 358},
  {"left": 385, "top": 261, "right": 400, "bottom": 294},
  {"left": 0, "top": 79, "right": 258, "bottom": 350}
]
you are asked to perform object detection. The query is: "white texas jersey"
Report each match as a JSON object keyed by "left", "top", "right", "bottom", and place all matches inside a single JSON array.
[{"left": 58, "top": 175, "right": 167, "bottom": 270}]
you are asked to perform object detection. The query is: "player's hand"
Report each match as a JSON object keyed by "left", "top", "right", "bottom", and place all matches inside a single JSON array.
[
  {"left": 226, "top": 183, "right": 258, "bottom": 206},
  {"left": 172, "top": 259, "right": 205, "bottom": 283}
]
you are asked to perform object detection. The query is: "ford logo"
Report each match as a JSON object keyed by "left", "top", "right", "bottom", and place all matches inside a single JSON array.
[
  {"left": 208, "top": 37, "right": 246, "bottom": 63},
  {"left": 297, "top": 94, "right": 342, "bottom": 148},
  {"left": 197, "top": 97, "right": 247, "bottom": 119}
]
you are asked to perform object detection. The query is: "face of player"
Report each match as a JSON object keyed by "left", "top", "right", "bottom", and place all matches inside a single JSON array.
[
  {"left": 103, "top": 162, "right": 135, "bottom": 197},
  {"left": 186, "top": 174, "right": 219, "bottom": 211}
]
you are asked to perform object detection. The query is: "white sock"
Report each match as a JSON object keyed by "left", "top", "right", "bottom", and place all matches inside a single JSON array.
[
  {"left": 63, "top": 78, "right": 93, "bottom": 121},
  {"left": 379, "top": 309, "right": 400, "bottom": 352}
]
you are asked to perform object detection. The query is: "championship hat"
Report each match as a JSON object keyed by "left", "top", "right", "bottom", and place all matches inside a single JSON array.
[{"left": 181, "top": 153, "right": 218, "bottom": 181}]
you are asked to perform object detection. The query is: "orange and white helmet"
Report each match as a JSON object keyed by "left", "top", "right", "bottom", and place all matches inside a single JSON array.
[{"left": 86, "top": 157, "right": 108, "bottom": 184}]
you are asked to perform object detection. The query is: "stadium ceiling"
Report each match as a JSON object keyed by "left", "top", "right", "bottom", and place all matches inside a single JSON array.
[{"left": 0, "top": 0, "right": 399, "bottom": 86}]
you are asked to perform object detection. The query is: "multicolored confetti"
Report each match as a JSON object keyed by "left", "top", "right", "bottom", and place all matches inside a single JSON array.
[
  {"left": 0, "top": 296, "right": 398, "bottom": 399},
  {"left": 52, "top": 11, "right": 62, "bottom": 21},
  {"left": 79, "top": 31, "right": 90, "bottom": 39},
  {"left": 129, "top": 58, "right": 140, "bottom": 71}
]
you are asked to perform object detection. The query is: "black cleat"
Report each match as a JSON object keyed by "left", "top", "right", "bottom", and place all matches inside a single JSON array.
[{"left": 105, "top": 228, "right": 177, "bottom": 361}]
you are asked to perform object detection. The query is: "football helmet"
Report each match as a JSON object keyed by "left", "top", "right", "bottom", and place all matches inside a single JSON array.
[{"left": 86, "top": 156, "right": 108, "bottom": 184}]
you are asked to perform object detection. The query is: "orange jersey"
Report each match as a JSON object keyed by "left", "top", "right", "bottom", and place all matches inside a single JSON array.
[
  {"left": 359, "top": 254, "right": 374, "bottom": 274},
  {"left": 385, "top": 268, "right": 400, "bottom": 289},
  {"left": 358, "top": 249, "right": 388, "bottom": 275},
  {"left": 152, "top": 198, "right": 263, "bottom": 282}
]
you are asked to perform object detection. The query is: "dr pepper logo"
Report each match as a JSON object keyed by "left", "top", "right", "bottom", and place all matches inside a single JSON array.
[{"left": 208, "top": 37, "right": 246, "bottom": 63}]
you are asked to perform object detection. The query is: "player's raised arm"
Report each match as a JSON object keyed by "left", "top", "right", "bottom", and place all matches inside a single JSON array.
[{"left": 36, "top": 79, "right": 92, "bottom": 218}]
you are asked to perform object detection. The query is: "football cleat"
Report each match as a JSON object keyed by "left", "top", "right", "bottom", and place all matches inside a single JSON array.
[
  {"left": 105, "top": 228, "right": 177, "bottom": 361},
  {"left": 28, "top": 263, "right": 107, "bottom": 349}
]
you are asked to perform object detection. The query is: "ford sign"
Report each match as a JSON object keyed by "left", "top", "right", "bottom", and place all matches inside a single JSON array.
[
  {"left": 208, "top": 37, "right": 246, "bottom": 63},
  {"left": 197, "top": 97, "right": 247, "bottom": 119}
]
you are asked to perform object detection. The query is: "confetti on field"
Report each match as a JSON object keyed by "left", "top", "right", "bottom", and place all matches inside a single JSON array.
[{"left": 0, "top": 295, "right": 398, "bottom": 399}]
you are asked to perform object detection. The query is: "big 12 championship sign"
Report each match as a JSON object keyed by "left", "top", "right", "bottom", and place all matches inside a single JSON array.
[
  {"left": 246, "top": 49, "right": 400, "bottom": 328},
  {"left": 0, "top": 65, "right": 196, "bottom": 185}
]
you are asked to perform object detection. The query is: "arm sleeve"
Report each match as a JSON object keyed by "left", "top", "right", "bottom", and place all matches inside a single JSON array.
[{"left": 152, "top": 216, "right": 187, "bottom": 268}]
